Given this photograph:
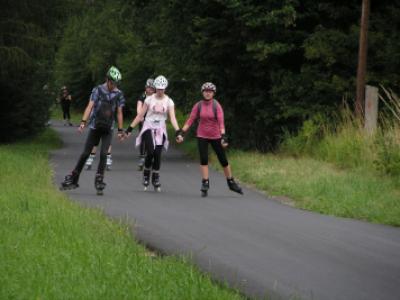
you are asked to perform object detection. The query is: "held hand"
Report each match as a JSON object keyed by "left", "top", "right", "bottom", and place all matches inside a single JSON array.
[
  {"left": 117, "top": 129, "right": 125, "bottom": 141},
  {"left": 176, "top": 135, "right": 184, "bottom": 143},
  {"left": 124, "top": 126, "right": 133, "bottom": 140},
  {"left": 78, "top": 121, "right": 86, "bottom": 133}
]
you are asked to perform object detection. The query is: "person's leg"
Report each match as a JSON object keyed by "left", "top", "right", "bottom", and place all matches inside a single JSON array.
[
  {"left": 210, "top": 139, "right": 231, "bottom": 176},
  {"left": 106, "top": 140, "right": 113, "bottom": 169},
  {"left": 142, "top": 130, "right": 155, "bottom": 169},
  {"left": 151, "top": 139, "right": 165, "bottom": 190},
  {"left": 62, "top": 103, "right": 67, "bottom": 124},
  {"left": 197, "top": 138, "right": 211, "bottom": 195},
  {"left": 65, "top": 102, "right": 71, "bottom": 125},
  {"left": 141, "top": 130, "right": 154, "bottom": 187},
  {"left": 73, "top": 129, "right": 101, "bottom": 176},
  {"left": 97, "top": 130, "right": 112, "bottom": 176},
  {"left": 210, "top": 139, "right": 243, "bottom": 194},
  {"left": 198, "top": 138, "right": 210, "bottom": 178}
]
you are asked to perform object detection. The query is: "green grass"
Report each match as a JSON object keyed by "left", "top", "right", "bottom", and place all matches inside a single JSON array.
[
  {"left": 0, "top": 129, "right": 243, "bottom": 299},
  {"left": 175, "top": 128, "right": 400, "bottom": 227}
]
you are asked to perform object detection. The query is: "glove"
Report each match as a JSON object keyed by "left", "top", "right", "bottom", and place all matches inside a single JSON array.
[
  {"left": 221, "top": 133, "right": 229, "bottom": 145},
  {"left": 125, "top": 126, "right": 133, "bottom": 135},
  {"left": 175, "top": 129, "right": 184, "bottom": 138}
]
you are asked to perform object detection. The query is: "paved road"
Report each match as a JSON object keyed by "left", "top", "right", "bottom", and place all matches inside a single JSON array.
[{"left": 51, "top": 121, "right": 400, "bottom": 300}]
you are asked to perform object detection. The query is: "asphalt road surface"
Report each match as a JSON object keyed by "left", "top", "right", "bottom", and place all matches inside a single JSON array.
[{"left": 51, "top": 121, "right": 400, "bottom": 300}]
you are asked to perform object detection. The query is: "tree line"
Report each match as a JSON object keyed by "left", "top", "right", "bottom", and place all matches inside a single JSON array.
[{"left": 2, "top": 0, "right": 399, "bottom": 149}]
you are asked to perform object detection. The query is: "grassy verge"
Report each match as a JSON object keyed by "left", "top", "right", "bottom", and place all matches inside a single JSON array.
[
  {"left": 0, "top": 129, "right": 243, "bottom": 299},
  {"left": 174, "top": 111, "right": 400, "bottom": 227}
]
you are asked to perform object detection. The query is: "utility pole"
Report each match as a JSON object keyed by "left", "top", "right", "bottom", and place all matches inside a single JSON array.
[{"left": 355, "top": 0, "right": 370, "bottom": 118}]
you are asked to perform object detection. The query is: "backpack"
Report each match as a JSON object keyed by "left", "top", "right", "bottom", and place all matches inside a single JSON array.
[
  {"left": 95, "top": 87, "right": 119, "bottom": 131},
  {"left": 197, "top": 99, "right": 218, "bottom": 121}
]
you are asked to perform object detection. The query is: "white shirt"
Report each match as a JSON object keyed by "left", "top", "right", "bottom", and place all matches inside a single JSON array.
[{"left": 144, "top": 94, "right": 174, "bottom": 122}]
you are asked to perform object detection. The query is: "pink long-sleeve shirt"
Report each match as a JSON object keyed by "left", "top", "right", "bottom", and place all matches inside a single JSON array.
[{"left": 185, "top": 99, "right": 225, "bottom": 139}]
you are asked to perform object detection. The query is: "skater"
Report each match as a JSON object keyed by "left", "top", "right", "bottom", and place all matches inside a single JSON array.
[
  {"left": 60, "top": 86, "right": 73, "bottom": 126},
  {"left": 60, "top": 66, "right": 125, "bottom": 195},
  {"left": 125, "top": 75, "right": 181, "bottom": 191},
  {"left": 136, "top": 78, "right": 155, "bottom": 170},
  {"left": 176, "top": 82, "right": 243, "bottom": 197},
  {"left": 85, "top": 144, "right": 113, "bottom": 170}
]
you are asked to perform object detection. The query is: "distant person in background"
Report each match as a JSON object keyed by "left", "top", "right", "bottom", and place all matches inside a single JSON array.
[
  {"left": 136, "top": 78, "right": 155, "bottom": 170},
  {"left": 60, "top": 86, "right": 73, "bottom": 126}
]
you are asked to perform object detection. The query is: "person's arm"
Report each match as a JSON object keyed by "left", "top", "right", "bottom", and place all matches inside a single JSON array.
[
  {"left": 217, "top": 103, "right": 228, "bottom": 147},
  {"left": 181, "top": 103, "right": 199, "bottom": 133},
  {"left": 137, "top": 100, "right": 144, "bottom": 121},
  {"left": 79, "top": 100, "right": 95, "bottom": 133},
  {"left": 116, "top": 106, "right": 124, "bottom": 139},
  {"left": 168, "top": 105, "right": 180, "bottom": 131},
  {"left": 125, "top": 103, "right": 148, "bottom": 135},
  {"left": 217, "top": 102, "right": 225, "bottom": 135}
]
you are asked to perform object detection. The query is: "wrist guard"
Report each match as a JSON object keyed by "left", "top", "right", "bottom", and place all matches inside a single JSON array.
[
  {"left": 221, "top": 133, "right": 229, "bottom": 144},
  {"left": 125, "top": 126, "right": 133, "bottom": 134},
  {"left": 175, "top": 129, "right": 184, "bottom": 138}
]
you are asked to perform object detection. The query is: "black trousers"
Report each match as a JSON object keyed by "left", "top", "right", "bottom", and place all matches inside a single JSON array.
[
  {"left": 138, "top": 122, "right": 146, "bottom": 156},
  {"left": 61, "top": 101, "right": 71, "bottom": 120},
  {"left": 197, "top": 137, "right": 229, "bottom": 167},
  {"left": 73, "top": 128, "right": 112, "bottom": 177},
  {"left": 142, "top": 129, "right": 165, "bottom": 171}
]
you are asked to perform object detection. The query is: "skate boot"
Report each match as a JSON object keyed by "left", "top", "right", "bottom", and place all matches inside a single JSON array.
[
  {"left": 227, "top": 177, "right": 243, "bottom": 195},
  {"left": 85, "top": 154, "right": 95, "bottom": 170},
  {"left": 200, "top": 178, "right": 209, "bottom": 197},
  {"left": 60, "top": 172, "right": 79, "bottom": 190},
  {"left": 152, "top": 171, "right": 161, "bottom": 192},
  {"left": 94, "top": 173, "right": 106, "bottom": 195},
  {"left": 142, "top": 169, "right": 151, "bottom": 191},
  {"left": 106, "top": 154, "right": 112, "bottom": 171},
  {"left": 137, "top": 155, "right": 145, "bottom": 171}
]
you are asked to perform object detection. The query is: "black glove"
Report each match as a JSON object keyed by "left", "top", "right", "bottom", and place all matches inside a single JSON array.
[
  {"left": 221, "top": 133, "right": 229, "bottom": 145},
  {"left": 125, "top": 126, "right": 133, "bottom": 134},
  {"left": 175, "top": 129, "right": 184, "bottom": 138}
]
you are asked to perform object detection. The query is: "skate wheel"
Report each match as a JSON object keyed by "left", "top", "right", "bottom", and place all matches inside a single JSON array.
[
  {"left": 201, "top": 191, "right": 208, "bottom": 197},
  {"left": 96, "top": 190, "right": 103, "bottom": 196},
  {"left": 144, "top": 186, "right": 148, "bottom": 191},
  {"left": 86, "top": 165, "right": 91, "bottom": 170},
  {"left": 155, "top": 187, "right": 161, "bottom": 192}
]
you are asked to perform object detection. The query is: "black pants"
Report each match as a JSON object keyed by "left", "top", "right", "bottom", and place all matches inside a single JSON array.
[
  {"left": 138, "top": 122, "right": 146, "bottom": 156},
  {"left": 142, "top": 129, "right": 165, "bottom": 171},
  {"left": 73, "top": 128, "right": 112, "bottom": 177},
  {"left": 197, "top": 137, "right": 229, "bottom": 167},
  {"left": 61, "top": 101, "right": 71, "bottom": 120}
]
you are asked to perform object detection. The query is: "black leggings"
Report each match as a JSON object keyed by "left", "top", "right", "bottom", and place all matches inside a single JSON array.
[
  {"left": 73, "top": 129, "right": 112, "bottom": 177},
  {"left": 61, "top": 102, "right": 71, "bottom": 120},
  {"left": 142, "top": 129, "right": 165, "bottom": 171},
  {"left": 138, "top": 122, "right": 146, "bottom": 156},
  {"left": 197, "top": 137, "right": 229, "bottom": 167}
]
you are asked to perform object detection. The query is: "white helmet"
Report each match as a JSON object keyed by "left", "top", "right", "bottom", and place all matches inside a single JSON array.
[
  {"left": 201, "top": 82, "right": 216, "bottom": 93},
  {"left": 145, "top": 78, "right": 155, "bottom": 88},
  {"left": 154, "top": 75, "right": 168, "bottom": 89}
]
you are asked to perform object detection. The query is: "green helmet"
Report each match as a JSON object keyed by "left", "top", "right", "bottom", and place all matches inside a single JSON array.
[{"left": 106, "top": 66, "right": 122, "bottom": 83}]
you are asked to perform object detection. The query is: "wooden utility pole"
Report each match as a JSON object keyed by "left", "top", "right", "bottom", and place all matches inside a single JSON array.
[{"left": 355, "top": 0, "right": 371, "bottom": 118}]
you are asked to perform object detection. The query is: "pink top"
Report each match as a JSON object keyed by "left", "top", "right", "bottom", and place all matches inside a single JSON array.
[{"left": 185, "top": 99, "right": 225, "bottom": 139}]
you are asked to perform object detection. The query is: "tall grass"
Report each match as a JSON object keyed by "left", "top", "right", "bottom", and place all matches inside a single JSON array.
[{"left": 281, "top": 89, "right": 400, "bottom": 177}]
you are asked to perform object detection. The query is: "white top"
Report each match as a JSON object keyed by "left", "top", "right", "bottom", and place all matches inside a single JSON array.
[{"left": 144, "top": 94, "right": 174, "bottom": 122}]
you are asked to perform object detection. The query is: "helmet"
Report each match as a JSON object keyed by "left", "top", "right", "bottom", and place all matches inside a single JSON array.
[
  {"left": 106, "top": 66, "right": 122, "bottom": 83},
  {"left": 145, "top": 78, "right": 155, "bottom": 88},
  {"left": 154, "top": 75, "right": 168, "bottom": 89},
  {"left": 201, "top": 82, "right": 216, "bottom": 93}
]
